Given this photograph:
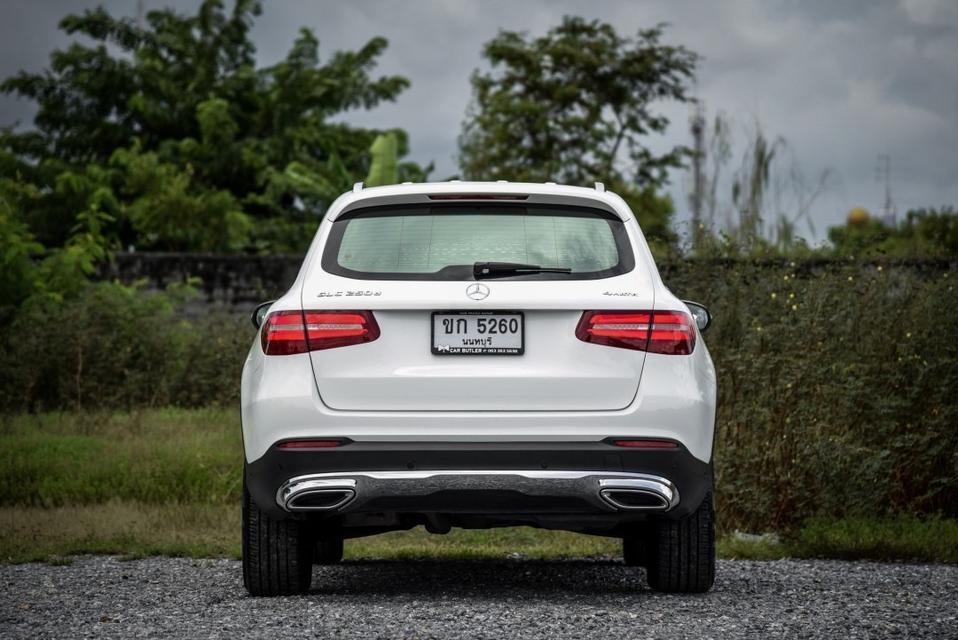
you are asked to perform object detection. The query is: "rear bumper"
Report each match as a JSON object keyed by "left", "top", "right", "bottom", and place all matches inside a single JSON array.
[
  {"left": 245, "top": 441, "right": 712, "bottom": 523},
  {"left": 241, "top": 349, "right": 718, "bottom": 465}
]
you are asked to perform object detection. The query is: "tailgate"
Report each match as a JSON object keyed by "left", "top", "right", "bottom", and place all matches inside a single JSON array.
[{"left": 302, "top": 277, "right": 654, "bottom": 411}]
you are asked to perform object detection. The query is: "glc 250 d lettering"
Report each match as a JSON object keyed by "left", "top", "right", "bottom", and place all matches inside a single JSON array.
[{"left": 241, "top": 181, "right": 717, "bottom": 596}]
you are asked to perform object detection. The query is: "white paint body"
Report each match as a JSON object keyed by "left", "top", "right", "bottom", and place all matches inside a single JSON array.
[{"left": 241, "top": 182, "right": 716, "bottom": 464}]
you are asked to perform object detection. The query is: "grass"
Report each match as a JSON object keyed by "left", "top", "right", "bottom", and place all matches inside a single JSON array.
[
  {"left": 0, "top": 408, "right": 241, "bottom": 507},
  {"left": 2, "top": 409, "right": 956, "bottom": 565},
  {"left": 4, "top": 503, "right": 956, "bottom": 566},
  {"left": 789, "top": 516, "right": 958, "bottom": 563},
  {"left": 0, "top": 502, "right": 626, "bottom": 564},
  {"left": 0, "top": 503, "right": 238, "bottom": 563}
]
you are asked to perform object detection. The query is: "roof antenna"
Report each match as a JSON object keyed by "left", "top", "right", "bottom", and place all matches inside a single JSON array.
[{"left": 594, "top": 182, "right": 605, "bottom": 192}]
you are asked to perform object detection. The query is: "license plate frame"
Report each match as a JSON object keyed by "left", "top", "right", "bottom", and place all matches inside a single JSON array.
[{"left": 431, "top": 311, "right": 525, "bottom": 356}]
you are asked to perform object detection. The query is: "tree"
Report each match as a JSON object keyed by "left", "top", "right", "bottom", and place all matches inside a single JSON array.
[
  {"left": 1, "top": 0, "right": 428, "bottom": 253},
  {"left": 457, "top": 17, "right": 696, "bottom": 244}
]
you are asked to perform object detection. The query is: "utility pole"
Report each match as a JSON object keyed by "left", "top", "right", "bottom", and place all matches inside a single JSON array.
[
  {"left": 875, "top": 154, "right": 896, "bottom": 227},
  {"left": 689, "top": 103, "right": 706, "bottom": 251}
]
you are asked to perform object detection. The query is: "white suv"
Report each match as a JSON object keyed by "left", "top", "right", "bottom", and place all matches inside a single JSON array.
[{"left": 241, "top": 181, "right": 717, "bottom": 596}]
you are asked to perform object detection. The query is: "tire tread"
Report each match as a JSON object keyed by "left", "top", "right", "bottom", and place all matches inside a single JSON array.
[
  {"left": 242, "top": 485, "right": 312, "bottom": 596},
  {"left": 645, "top": 491, "right": 715, "bottom": 593}
]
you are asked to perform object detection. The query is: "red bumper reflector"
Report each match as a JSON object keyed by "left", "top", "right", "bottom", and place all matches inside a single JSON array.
[
  {"left": 611, "top": 439, "right": 679, "bottom": 449},
  {"left": 276, "top": 439, "right": 345, "bottom": 450}
]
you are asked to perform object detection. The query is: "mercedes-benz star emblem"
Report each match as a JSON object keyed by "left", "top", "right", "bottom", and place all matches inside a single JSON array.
[{"left": 466, "top": 283, "right": 490, "bottom": 300}]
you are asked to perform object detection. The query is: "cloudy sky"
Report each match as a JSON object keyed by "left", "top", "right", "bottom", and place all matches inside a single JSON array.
[{"left": 2, "top": 0, "right": 956, "bottom": 242}]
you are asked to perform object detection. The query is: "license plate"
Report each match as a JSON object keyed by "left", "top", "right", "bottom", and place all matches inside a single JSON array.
[{"left": 431, "top": 311, "right": 524, "bottom": 355}]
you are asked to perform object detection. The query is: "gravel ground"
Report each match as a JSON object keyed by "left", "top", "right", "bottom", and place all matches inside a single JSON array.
[{"left": 1, "top": 556, "right": 956, "bottom": 639}]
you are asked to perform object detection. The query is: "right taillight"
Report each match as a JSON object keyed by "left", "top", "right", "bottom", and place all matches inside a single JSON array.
[
  {"left": 261, "top": 310, "right": 380, "bottom": 355},
  {"left": 575, "top": 310, "right": 695, "bottom": 355}
]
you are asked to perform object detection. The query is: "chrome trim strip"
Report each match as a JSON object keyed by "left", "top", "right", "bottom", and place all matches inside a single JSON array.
[
  {"left": 282, "top": 469, "right": 673, "bottom": 482},
  {"left": 276, "top": 470, "right": 680, "bottom": 513}
]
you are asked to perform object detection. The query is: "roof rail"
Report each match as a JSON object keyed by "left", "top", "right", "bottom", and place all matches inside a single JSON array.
[
  {"left": 352, "top": 182, "right": 364, "bottom": 193},
  {"left": 594, "top": 181, "right": 605, "bottom": 192}
]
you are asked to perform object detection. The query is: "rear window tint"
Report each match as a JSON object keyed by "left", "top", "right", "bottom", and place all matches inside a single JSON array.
[{"left": 321, "top": 205, "right": 634, "bottom": 281}]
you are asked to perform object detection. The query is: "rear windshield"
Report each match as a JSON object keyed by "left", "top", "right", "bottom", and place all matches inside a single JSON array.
[{"left": 321, "top": 205, "right": 634, "bottom": 281}]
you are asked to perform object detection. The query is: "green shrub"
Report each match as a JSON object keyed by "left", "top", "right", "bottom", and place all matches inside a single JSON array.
[
  {"left": 663, "top": 259, "right": 958, "bottom": 531},
  {"left": 0, "top": 281, "right": 250, "bottom": 411}
]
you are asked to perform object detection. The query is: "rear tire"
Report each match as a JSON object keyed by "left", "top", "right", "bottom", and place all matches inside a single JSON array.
[
  {"left": 645, "top": 492, "right": 715, "bottom": 593},
  {"left": 242, "top": 484, "right": 313, "bottom": 596},
  {"left": 314, "top": 535, "right": 344, "bottom": 564}
]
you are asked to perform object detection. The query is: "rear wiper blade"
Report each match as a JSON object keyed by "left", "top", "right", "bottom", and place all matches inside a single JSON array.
[{"left": 473, "top": 261, "right": 572, "bottom": 279}]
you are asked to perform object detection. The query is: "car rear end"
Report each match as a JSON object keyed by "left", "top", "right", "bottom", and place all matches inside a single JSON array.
[{"left": 241, "top": 182, "right": 717, "bottom": 595}]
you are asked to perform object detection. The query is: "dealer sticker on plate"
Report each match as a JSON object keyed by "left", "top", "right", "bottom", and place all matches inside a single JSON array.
[{"left": 431, "top": 311, "right": 524, "bottom": 355}]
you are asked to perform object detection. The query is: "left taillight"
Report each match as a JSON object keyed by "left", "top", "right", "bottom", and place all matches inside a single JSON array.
[
  {"left": 261, "top": 310, "right": 380, "bottom": 355},
  {"left": 575, "top": 310, "right": 696, "bottom": 355}
]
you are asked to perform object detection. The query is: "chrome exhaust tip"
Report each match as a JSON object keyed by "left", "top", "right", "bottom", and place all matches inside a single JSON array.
[
  {"left": 600, "top": 488, "right": 670, "bottom": 510},
  {"left": 598, "top": 477, "right": 678, "bottom": 511},
  {"left": 278, "top": 477, "right": 357, "bottom": 512},
  {"left": 287, "top": 489, "right": 355, "bottom": 511}
]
